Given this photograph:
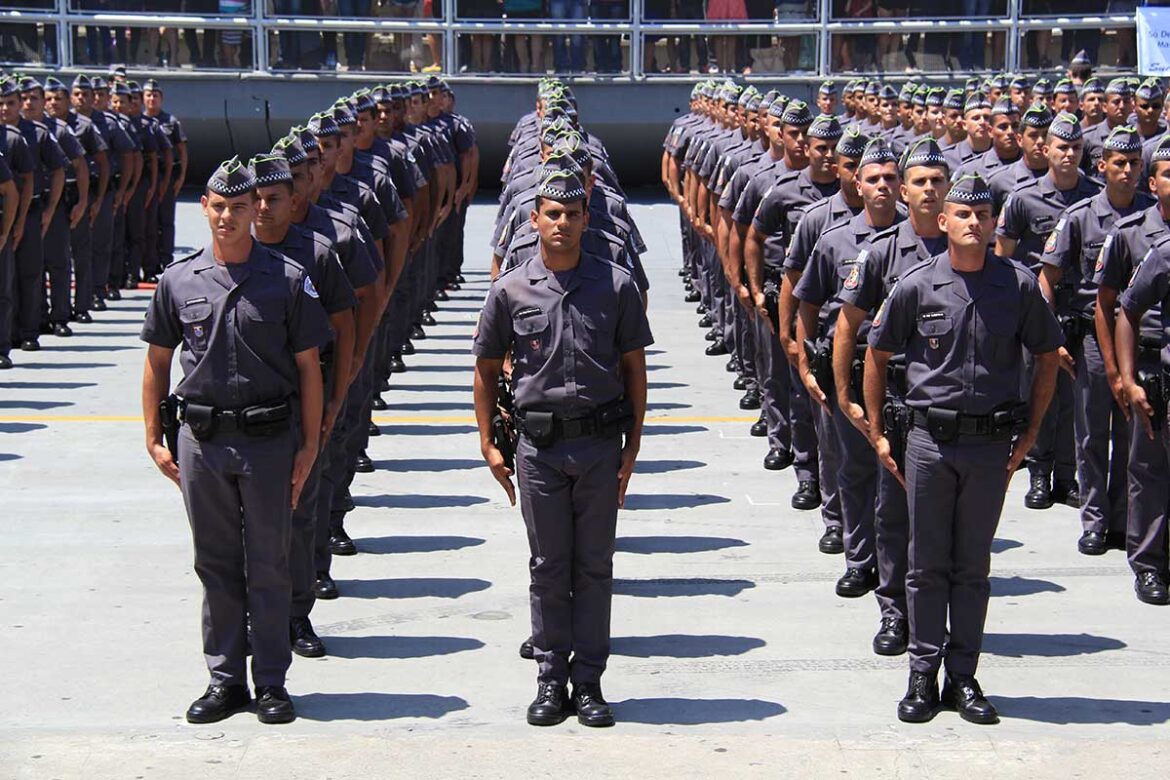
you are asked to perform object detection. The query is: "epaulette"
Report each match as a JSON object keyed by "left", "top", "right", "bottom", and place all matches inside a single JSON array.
[
  {"left": 1114, "top": 210, "right": 1148, "bottom": 230},
  {"left": 170, "top": 247, "right": 204, "bottom": 266},
  {"left": 868, "top": 221, "right": 903, "bottom": 246}
]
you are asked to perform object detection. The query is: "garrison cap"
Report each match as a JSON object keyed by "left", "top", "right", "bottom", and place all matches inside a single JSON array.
[
  {"left": 1020, "top": 103, "right": 1055, "bottom": 128},
  {"left": 926, "top": 87, "right": 946, "bottom": 107},
  {"left": 536, "top": 170, "right": 587, "bottom": 203},
  {"left": 964, "top": 77, "right": 981, "bottom": 93},
  {"left": 899, "top": 83, "right": 917, "bottom": 103},
  {"left": 1105, "top": 77, "right": 1132, "bottom": 96},
  {"left": 818, "top": 80, "right": 837, "bottom": 96},
  {"left": 407, "top": 80, "right": 426, "bottom": 97},
  {"left": 1052, "top": 78, "right": 1076, "bottom": 96},
  {"left": 553, "top": 134, "right": 593, "bottom": 169},
  {"left": 370, "top": 85, "right": 391, "bottom": 104},
  {"left": 127, "top": 80, "right": 143, "bottom": 94},
  {"left": 329, "top": 101, "right": 356, "bottom": 126},
  {"left": 1032, "top": 77, "right": 1054, "bottom": 97},
  {"left": 737, "top": 86, "right": 758, "bottom": 107},
  {"left": 537, "top": 149, "right": 582, "bottom": 179},
  {"left": 943, "top": 88, "right": 965, "bottom": 111},
  {"left": 1009, "top": 75, "right": 1032, "bottom": 91},
  {"left": 807, "top": 114, "right": 843, "bottom": 141},
  {"left": 17, "top": 75, "right": 41, "bottom": 93},
  {"left": 108, "top": 63, "right": 127, "bottom": 80},
  {"left": 206, "top": 157, "right": 257, "bottom": 197},
  {"left": 389, "top": 83, "right": 408, "bottom": 101},
  {"left": 272, "top": 134, "right": 308, "bottom": 166},
  {"left": 781, "top": 99, "right": 814, "bottom": 126},
  {"left": 864, "top": 80, "right": 881, "bottom": 96},
  {"left": 307, "top": 112, "right": 340, "bottom": 137},
  {"left": 71, "top": 74, "right": 92, "bottom": 91},
  {"left": 1048, "top": 111, "right": 1083, "bottom": 141},
  {"left": 964, "top": 92, "right": 991, "bottom": 113},
  {"left": 878, "top": 84, "right": 898, "bottom": 102},
  {"left": 771, "top": 94, "right": 790, "bottom": 114},
  {"left": 350, "top": 89, "right": 376, "bottom": 114},
  {"left": 143, "top": 78, "right": 161, "bottom": 93},
  {"left": 945, "top": 173, "right": 993, "bottom": 205},
  {"left": 850, "top": 79, "right": 867, "bottom": 94},
  {"left": 1102, "top": 125, "right": 1143, "bottom": 154},
  {"left": 988, "top": 74, "right": 1010, "bottom": 90},
  {"left": 859, "top": 137, "right": 898, "bottom": 169},
  {"left": 0, "top": 76, "right": 17, "bottom": 98},
  {"left": 296, "top": 126, "right": 319, "bottom": 152},
  {"left": 1071, "top": 49, "right": 1091, "bottom": 66},
  {"left": 911, "top": 85, "right": 929, "bottom": 107},
  {"left": 991, "top": 97, "right": 1019, "bottom": 116},
  {"left": 1080, "top": 77, "right": 1105, "bottom": 95},
  {"left": 249, "top": 154, "right": 293, "bottom": 187},
  {"left": 760, "top": 88, "right": 781, "bottom": 110},
  {"left": 43, "top": 76, "right": 67, "bottom": 94},
  {"left": 745, "top": 95, "right": 761, "bottom": 112},
  {"left": 837, "top": 127, "right": 870, "bottom": 159},
  {"left": 1136, "top": 77, "right": 1165, "bottom": 102},
  {"left": 90, "top": 75, "right": 107, "bottom": 91},
  {"left": 111, "top": 81, "right": 132, "bottom": 97},
  {"left": 425, "top": 74, "right": 442, "bottom": 91},
  {"left": 900, "top": 137, "right": 948, "bottom": 174},
  {"left": 1149, "top": 133, "right": 1170, "bottom": 164}
]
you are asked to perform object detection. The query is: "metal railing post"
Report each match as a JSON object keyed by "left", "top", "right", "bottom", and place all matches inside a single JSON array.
[
  {"left": 254, "top": 0, "right": 269, "bottom": 72},
  {"left": 56, "top": 0, "right": 71, "bottom": 68},
  {"left": 444, "top": 0, "right": 456, "bottom": 75},
  {"left": 630, "top": 0, "right": 643, "bottom": 80},
  {"left": 818, "top": 0, "right": 831, "bottom": 76},
  {"left": 1007, "top": 0, "right": 1020, "bottom": 73}
]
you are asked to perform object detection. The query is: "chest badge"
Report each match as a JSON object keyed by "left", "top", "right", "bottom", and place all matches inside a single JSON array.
[
  {"left": 929, "top": 337, "right": 940, "bottom": 350},
  {"left": 193, "top": 325, "right": 204, "bottom": 339}
]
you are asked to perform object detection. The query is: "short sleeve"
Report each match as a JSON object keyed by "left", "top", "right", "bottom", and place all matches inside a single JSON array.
[
  {"left": 751, "top": 187, "right": 781, "bottom": 235},
  {"left": 287, "top": 268, "right": 333, "bottom": 354},
  {"left": 140, "top": 273, "right": 182, "bottom": 348},
  {"left": 996, "top": 192, "right": 1025, "bottom": 241},
  {"left": 792, "top": 239, "right": 833, "bottom": 307},
  {"left": 0, "top": 153, "right": 11, "bottom": 184},
  {"left": 1121, "top": 245, "right": 1170, "bottom": 316},
  {"left": 615, "top": 276, "right": 654, "bottom": 354},
  {"left": 1038, "top": 210, "right": 1076, "bottom": 270},
  {"left": 1093, "top": 230, "right": 1127, "bottom": 290},
  {"left": 42, "top": 133, "right": 66, "bottom": 170},
  {"left": 1018, "top": 276, "right": 1066, "bottom": 354},
  {"left": 868, "top": 277, "right": 916, "bottom": 353},
  {"left": 313, "top": 244, "right": 358, "bottom": 315},
  {"left": 471, "top": 282, "right": 512, "bottom": 359}
]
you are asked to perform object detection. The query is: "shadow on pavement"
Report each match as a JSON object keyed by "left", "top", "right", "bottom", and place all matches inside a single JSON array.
[
  {"left": 10, "top": 362, "right": 116, "bottom": 370},
  {"left": 0, "top": 381, "right": 96, "bottom": 390},
  {"left": 621, "top": 493, "right": 731, "bottom": 510},
  {"left": 383, "top": 401, "right": 474, "bottom": 412},
  {"left": 641, "top": 425, "right": 708, "bottom": 436},
  {"left": 380, "top": 425, "right": 479, "bottom": 436},
  {"left": 614, "top": 578, "right": 755, "bottom": 598},
  {"left": 42, "top": 345, "right": 136, "bottom": 352},
  {"left": 390, "top": 384, "right": 470, "bottom": 393},
  {"left": 0, "top": 453, "right": 20, "bottom": 461},
  {"left": 648, "top": 381, "right": 687, "bottom": 390},
  {"left": 616, "top": 536, "right": 748, "bottom": 554},
  {"left": 983, "top": 633, "right": 1126, "bottom": 658},
  {"left": 324, "top": 636, "right": 485, "bottom": 660},
  {"left": 0, "top": 399, "right": 73, "bottom": 410},
  {"left": 374, "top": 458, "right": 485, "bottom": 472},
  {"left": 635, "top": 459, "right": 706, "bottom": 473},
  {"left": 359, "top": 536, "right": 486, "bottom": 555},
  {"left": 614, "top": 698, "right": 785, "bottom": 725},
  {"left": 991, "top": 696, "right": 1170, "bottom": 726},
  {"left": 990, "top": 576, "right": 1066, "bottom": 597},
  {"left": 354, "top": 494, "right": 489, "bottom": 509},
  {"left": 297, "top": 692, "right": 470, "bottom": 722},
  {"left": 411, "top": 348, "right": 473, "bottom": 356},
  {"left": 992, "top": 538, "right": 1024, "bottom": 553},
  {"left": 646, "top": 401, "right": 692, "bottom": 411},
  {"left": 337, "top": 577, "right": 492, "bottom": 599},
  {"left": 0, "top": 422, "right": 48, "bottom": 433},
  {"left": 409, "top": 365, "right": 473, "bottom": 373},
  {"left": 612, "top": 634, "right": 765, "bottom": 658}
]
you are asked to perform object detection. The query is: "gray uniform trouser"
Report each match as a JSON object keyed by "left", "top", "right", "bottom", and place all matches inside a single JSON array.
[
  {"left": 315, "top": 394, "right": 352, "bottom": 577},
  {"left": 13, "top": 203, "right": 45, "bottom": 341},
  {"left": 159, "top": 189, "right": 177, "bottom": 263},
  {"left": 0, "top": 242, "right": 13, "bottom": 354},
  {"left": 178, "top": 425, "right": 296, "bottom": 688},
  {"left": 517, "top": 433, "right": 621, "bottom": 686},
  {"left": 1127, "top": 358, "right": 1170, "bottom": 576},
  {"left": 1026, "top": 352, "right": 1076, "bottom": 482},
  {"left": 43, "top": 203, "right": 73, "bottom": 325},
  {"left": 875, "top": 424, "right": 909, "bottom": 621},
  {"left": 735, "top": 302, "right": 756, "bottom": 383},
  {"left": 125, "top": 181, "right": 147, "bottom": 280},
  {"left": 813, "top": 401, "right": 843, "bottom": 530},
  {"left": 831, "top": 405, "right": 878, "bottom": 571},
  {"left": 291, "top": 367, "right": 334, "bottom": 619},
  {"left": 753, "top": 313, "right": 791, "bottom": 453},
  {"left": 904, "top": 426, "right": 1011, "bottom": 677},
  {"left": 70, "top": 208, "right": 92, "bottom": 315},
  {"left": 1073, "top": 333, "right": 1129, "bottom": 534},
  {"left": 89, "top": 194, "right": 114, "bottom": 301},
  {"left": 110, "top": 202, "right": 127, "bottom": 286}
]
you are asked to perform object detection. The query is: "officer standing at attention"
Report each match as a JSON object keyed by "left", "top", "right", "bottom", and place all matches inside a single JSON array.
[
  {"left": 143, "top": 79, "right": 188, "bottom": 268},
  {"left": 0, "top": 97, "right": 33, "bottom": 368},
  {"left": 864, "top": 174, "right": 1063, "bottom": 725},
  {"left": 1038, "top": 126, "right": 1152, "bottom": 556},
  {"left": 140, "top": 159, "right": 331, "bottom": 725},
  {"left": 473, "top": 170, "right": 653, "bottom": 728}
]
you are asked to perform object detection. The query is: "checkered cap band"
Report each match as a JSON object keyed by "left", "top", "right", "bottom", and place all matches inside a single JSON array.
[
  {"left": 207, "top": 157, "right": 257, "bottom": 196},
  {"left": 537, "top": 170, "right": 587, "bottom": 202},
  {"left": 946, "top": 174, "right": 993, "bottom": 205}
]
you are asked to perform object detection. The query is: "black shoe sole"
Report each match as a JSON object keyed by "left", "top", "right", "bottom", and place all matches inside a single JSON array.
[
  {"left": 314, "top": 588, "right": 339, "bottom": 600},
  {"left": 577, "top": 712, "right": 616, "bottom": 727},
  {"left": 749, "top": 426, "right": 768, "bottom": 437},
  {"left": 1078, "top": 544, "right": 1107, "bottom": 556},
  {"left": 836, "top": 583, "right": 874, "bottom": 598},
  {"left": 292, "top": 644, "right": 327, "bottom": 659},
  {"left": 819, "top": 540, "right": 843, "bottom": 554},
  {"left": 1024, "top": 496, "right": 1053, "bottom": 510},
  {"left": 185, "top": 702, "right": 250, "bottom": 724},
  {"left": 258, "top": 709, "right": 297, "bottom": 724},
  {"left": 1136, "top": 590, "right": 1170, "bottom": 606},
  {"left": 873, "top": 640, "right": 908, "bottom": 656},
  {"left": 794, "top": 496, "right": 822, "bottom": 511},
  {"left": 527, "top": 711, "right": 570, "bottom": 726},
  {"left": 897, "top": 704, "right": 940, "bottom": 723},
  {"left": 941, "top": 699, "right": 999, "bottom": 725},
  {"left": 330, "top": 545, "right": 357, "bottom": 557}
]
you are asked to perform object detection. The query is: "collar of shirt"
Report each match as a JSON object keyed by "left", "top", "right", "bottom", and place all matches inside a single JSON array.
[
  {"left": 190, "top": 241, "right": 278, "bottom": 290},
  {"left": 524, "top": 252, "right": 603, "bottom": 295},
  {"left": 929, "top": 250, "right": 1009, "bottom": 301}
]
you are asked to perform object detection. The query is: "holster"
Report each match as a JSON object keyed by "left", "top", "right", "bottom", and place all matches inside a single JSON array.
[
  {"left": 1142, "top": 369, "right": 1166, "bottom": 432},
  {"left": 882, "top": 399, "right": 910, "bottom": 473},
  {"left": 240, "top": 402, "right": 291, "bottom": 437},
  {"left": 763, "top": 283, "right": 780, "bottom": 334},
  {"left": 1058, "top": 313, "right": 1086, "bottom": 354},
  {"left": 160, "top": 394, "right": 180, "bottom": 460},
  {"left": 804, "top": 339, "right": 835, "bottom": 400},
  {"left": 183, "top": 402, "right": 218, "bottom": 441},
  {"left": 522, "top": 410, "right": 557, "bottom": 448},
  {"left": 990, "top": 402, "right": 1030, "bottom": 439},
  {"left": 596, "top": 396, "right": 635, "bottom": 436},
  {"left": 850, "top": 345, "right": 867, "bottom": 416},
  {"left": 491, "top": 413, "right": 516, "bottom": 470}
]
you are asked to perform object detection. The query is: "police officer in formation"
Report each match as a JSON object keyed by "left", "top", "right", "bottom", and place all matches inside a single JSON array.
[
  {"left": 664, "top": 68, "right": 1170, "bottom": 723},
  {"left": 140, "top": 77, "right": 478, "bottom": 723},
  {"left": 0, "top": 67, "right": 182, "bottom": 368}
]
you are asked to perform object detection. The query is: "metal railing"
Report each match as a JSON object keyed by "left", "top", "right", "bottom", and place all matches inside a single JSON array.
[{"left": 0, "top": 0, "right": 1142, "bottom": 78}]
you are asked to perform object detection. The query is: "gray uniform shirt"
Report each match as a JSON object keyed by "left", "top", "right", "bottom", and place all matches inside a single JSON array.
[
  {"left": 783, "top": 192, "right": 865, "bottom": 275},
  {"left": 751, "top": 168, "right": 839, "bottom": 270},
  {"left": 868, "top": 252, "right": 1065, "bottom": 414},
  {"left": 473, "top": 252, "right": 654, "bottom": 415},
  {"left": 996, "top": 172, "right": 1102, "bottom": 273},
  {"left": 140, "top": 241, "right": 332, "bottom": 409},
  {"left": 1094, "top": 205, "right": 1168, "bottom": 342}
]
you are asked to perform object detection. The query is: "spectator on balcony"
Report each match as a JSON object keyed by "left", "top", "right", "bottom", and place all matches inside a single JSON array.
[
  {"left": 549, "top": 0, "right": 587, "bottom": 73},
  {"left": 503, "top": 0, "right": 544, "bottom": 73},
  {"left": 462, "top": 0, "right": 502, "bottom": 72},
  {"left": 592, "top": 0, "right": 627, "bottom": 73},
  {"left": 708, "top": 0, "right": 747, "bottom": 73},
  {"left": 219, "top": 0, "right": 247, "bottom": 67}
]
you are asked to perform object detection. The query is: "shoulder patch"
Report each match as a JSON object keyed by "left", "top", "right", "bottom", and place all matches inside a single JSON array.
[
  {"left": 1095, "top": 233, "right": 1114, "bottom": 274},
  {"left": 303, "top": 276, "right": 319, "bottom": 299},
  {"left": 1044, "top": 217, "right": 1066, "bottom": 254}
]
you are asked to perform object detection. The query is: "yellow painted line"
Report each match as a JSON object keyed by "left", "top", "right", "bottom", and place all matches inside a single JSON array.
[{"left": 0, "top": 414, "right": 758, "bottom": 425}]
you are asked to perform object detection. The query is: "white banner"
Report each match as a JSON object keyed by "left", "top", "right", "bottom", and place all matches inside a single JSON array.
[{"left": 1138, "top": 7, "right": 1170, "bottom": 76}]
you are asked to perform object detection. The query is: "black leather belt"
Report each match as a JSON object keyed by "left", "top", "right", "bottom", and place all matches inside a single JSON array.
[{"left": 912, "top": 409, "right": 997, "bottom": 437}]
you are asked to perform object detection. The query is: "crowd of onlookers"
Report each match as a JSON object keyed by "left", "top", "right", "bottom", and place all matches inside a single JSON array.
[{"left": 0, "top": 0, "right": 1164, "bottom": 75}]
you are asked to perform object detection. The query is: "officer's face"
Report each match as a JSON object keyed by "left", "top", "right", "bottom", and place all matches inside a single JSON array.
[
  {"left": 837, "top": 157, "right": 860, "bottom": 197},
  {"left": 316, "top": 135, "right": 339, "bottom": 171},
  {"left": 964, "top": 109, "right": 991, "bottom": 145},
  {"left": 912, "top": 105, "right": 928, "bottom": 132},
  {"left": 428, "top": 89, "right": 442, "bottom": 115},
  {"left": 899, "top": 102, "right": 912, "bottom": 125},
  {"left": 1150, "top": 161, "right": 1170, "bottom": 207},
  {"left": 111, "top": 94, "right": 127, "bottom": 114},
  {"left": 941, "top": 202, "right": 994, "bottom": 248},
  {"left": 1081, "top": 92, "right": 1103, "bottom": 122},
  {"left": 94, "top": 90, "right": 109, "bottom": 111},
  {"left": 289, "top": 161, "right": 312, "bottom": 201},
  {"left": 927, "top": 105, "right": 945, "bottom": 134},
  {"left": 19, "top": 90, "right": 43, "bottom": 121},
  {"left": 129, "top": 94, "right": 142, "bottom": 115},
  {"left": 1045, "top": 135, "right": 1084, "bottom": 175},
  {"left": 1136, "top": 98, "right": 1164, "bottom": 129},
  {"left": 865, "top": 94, "right": 878, "bottom": 116},
  {"left": 1105, "top": 94, "right": 1131, "bottom": 122},
  {"left": 782, "top": 124, "right": 809, "bottom": 167},
  {"left": 44, "top": 91, "right": 68, "bottom": 119},
  {"left": 1010, "top": 87, "right": 1029, "bottom": 108},
  {"left": 816, "top": 94, "right": 836, "bottom": 115},
  {"left": 990, "top": 114, "right": 1020, "bottom": 156},
  {"left": 857, "top": 162, "right": 899, "bottom": 211},
  {"left": 1020, "top": 125, "right": 1047, "bottom": 164},
  {"left": 807, "top": 138, "right": 838, "bottom": 178},
  {"left": 304, "top": 150, "right": 323, "bottom": 193},
  {"left": 944, "top": 108, "right": 965, "bottom": 138},
  {"left": 532, "top": 198, "right": 587, "bottom": 252},
  {"left": 255, "top": 183, "right": 296, "bottom": 230},
  {"left": 765, "top": 114, "right": 784, "bottom": 150},
  {"left": 144, "top": 90, "right": 162, "bottom": 113},
  {"left": 990, "top": 87, "right": 1004, "bottom": 103},
  {"left": 202, "top": 191, "right": 257, "bottom": 243},
  {"left": 901, "top": 165, "right": 948, "bottom": 218},
  {"left": 71, "top": 87, "right": 93, "bottom": 112},
  {"left": 1100, "top": 150, "right": 1142, "bottom": 193},
  {"left": 408, "top": 96, "right": 424, "bottom": 123},
  {"left": 0, "top": 93, "right": 18, "bottom": 125},
  {"left": 337, "top": 124, "right": 355, "bottom": 155},
  {"left": 879, "top": 99, "right": 896, "bottom": 124},
  {"left": 1053, "top": 92, "right": 1078, "bottom": 114}
]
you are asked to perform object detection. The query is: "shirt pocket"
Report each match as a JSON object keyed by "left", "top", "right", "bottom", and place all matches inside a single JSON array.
[
  {"left": 238, "top": 295, "right": 285, "bottom": 337},
  {"left": 979, "top": 296, "right": 1020, "bottom": 365},
  {"left": 178, "top": 300, "right": 213, "bottom": 354},
  {"left": 513, "top": 310, "right": 550, "bottom": 367},
  {"left": 916, "top": 315, "right": 954, "bottom": 369}
]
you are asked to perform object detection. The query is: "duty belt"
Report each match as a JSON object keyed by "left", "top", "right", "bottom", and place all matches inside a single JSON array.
[{"left": 912, "top": 409, "right": 996, "bottom": 436}]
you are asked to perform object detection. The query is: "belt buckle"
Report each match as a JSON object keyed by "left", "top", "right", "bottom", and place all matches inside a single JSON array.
[{"left": 562, "top": 418, "right": 584, "bottom": 439}]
